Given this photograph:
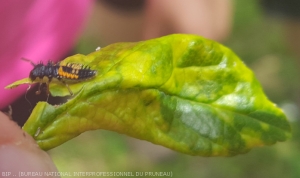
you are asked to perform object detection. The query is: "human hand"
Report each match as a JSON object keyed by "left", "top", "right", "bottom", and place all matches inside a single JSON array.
[
  {"left": 0, "top": 112, "right": 59, "bottom": 178},
  {"left": 143, "top": 0, "right": 233, "bottom": 41}
]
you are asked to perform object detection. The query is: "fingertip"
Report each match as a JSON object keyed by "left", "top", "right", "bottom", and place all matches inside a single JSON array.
[{"left": 0, "top": 112, "right": 59, "bottom": 177}]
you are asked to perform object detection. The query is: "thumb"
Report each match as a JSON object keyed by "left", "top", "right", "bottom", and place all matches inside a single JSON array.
[{"left": 0, "top": 111, "right": 59, "bottom": 178}]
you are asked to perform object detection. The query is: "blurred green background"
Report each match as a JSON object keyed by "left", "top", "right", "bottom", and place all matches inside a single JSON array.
[{"left": 49, "top": 0, "right": 300, "bottom": 177}]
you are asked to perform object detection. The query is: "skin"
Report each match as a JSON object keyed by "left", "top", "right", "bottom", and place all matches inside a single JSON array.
[
  {"left": 0, "top": 112, "right": 59, "bottom": 178},
  {"left": 143, "top": 0, "right": 233, "bottom": 41},
  {"left": 83, "top": 0, "right": 232, "bottom": 45}
]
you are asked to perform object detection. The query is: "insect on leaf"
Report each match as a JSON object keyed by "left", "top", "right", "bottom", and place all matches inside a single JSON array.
[{"left": 8, "top": 34, "right": 291, "bottom": 156}]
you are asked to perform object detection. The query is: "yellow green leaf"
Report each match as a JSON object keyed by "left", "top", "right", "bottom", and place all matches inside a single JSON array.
[{"left": 7, "top": 34, "right": 290, "bottom": 156}]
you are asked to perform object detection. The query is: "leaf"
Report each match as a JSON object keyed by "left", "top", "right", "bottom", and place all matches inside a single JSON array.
[
  {"left": 5, "top": 78, "right": 32, "bottom": 89},
  {"left": 13, "top": 34, "right": 290, "bottom": 156}
]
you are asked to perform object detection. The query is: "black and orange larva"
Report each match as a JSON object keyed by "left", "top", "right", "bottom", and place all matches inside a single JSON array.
[{"left": 22, "top": 58, "right": 97, "bottom": 96}]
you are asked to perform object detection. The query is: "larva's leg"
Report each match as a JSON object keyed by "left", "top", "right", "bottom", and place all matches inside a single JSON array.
[
  {"left": 61, "top": 81, "right": 73, "bottom": 96},
  {"left": 46, "top": 82, "right": 50, "bottom": 102},
  {"left": 45, "top": 78, "right": 53, "bottom": 102},
  {"left": 25, "top": 85, "right": 33, "bottom": 109},
  {"left": 36, "top": 83, "right": 42, "bottom": 95}
]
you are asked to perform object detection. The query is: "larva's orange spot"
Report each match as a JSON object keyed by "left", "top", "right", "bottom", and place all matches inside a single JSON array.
[
  {"left": 58, "top": 66, "right": 79, "bottom": 79},
  {"left": 58, "top": 67, "right": 64, "bottom": 76}
]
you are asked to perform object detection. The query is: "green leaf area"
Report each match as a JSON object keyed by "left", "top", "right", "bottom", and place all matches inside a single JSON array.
[{"left": 13, "top": 34, "right": 290, "bottom": 156}]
